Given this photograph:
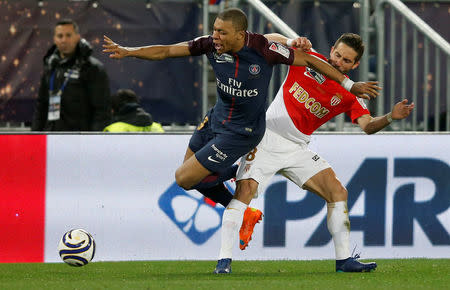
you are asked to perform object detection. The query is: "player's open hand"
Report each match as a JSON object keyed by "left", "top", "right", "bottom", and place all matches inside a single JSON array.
[
  {"left": 290, "top": 37, "right": 312, "bottom": 52},
  {"left": 351, "top": 81, "right": 382, "bottom": 99},
  {"left": 392, "top": 99, "right": 415, "bottom": 120},
  {"left": 102, "top": 35, "right": 129, "bottom": 59}
]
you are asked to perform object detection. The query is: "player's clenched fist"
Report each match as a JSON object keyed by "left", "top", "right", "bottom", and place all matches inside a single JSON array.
[{"left": 289, "top": 37, "right": 312, "bottom": 52}]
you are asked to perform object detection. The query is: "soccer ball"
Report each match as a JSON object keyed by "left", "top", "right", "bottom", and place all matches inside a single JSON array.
[{"left": 57, "top": 229, "right": 96, "bottom": 266}]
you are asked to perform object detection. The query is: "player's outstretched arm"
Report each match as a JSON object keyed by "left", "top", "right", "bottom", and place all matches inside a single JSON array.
[
  {"left": 102, "top": 35, "right": 191, "bottom": 60},
  {"left": 357, "top": 99, "right": 415, "bottom": 134},
  {"left": 292, "top": 50, "right": 381, "bottom": 99}
]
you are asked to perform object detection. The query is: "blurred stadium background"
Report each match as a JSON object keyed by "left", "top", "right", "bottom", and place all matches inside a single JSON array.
[{"left": 0, "top": 0, "right": 448, "bottom": 132}]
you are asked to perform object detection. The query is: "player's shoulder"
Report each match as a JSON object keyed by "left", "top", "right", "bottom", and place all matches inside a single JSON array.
[
  {"left": 246, "top": 32, "right": 268, "bottom": 48},
  {"left": 190, "top": 35, "right": 213, "bottom": 47},
  {"left": 189, "top": 35, "right": 214, "bottom": 55},
  {"left": 248, "top": 32, "right": 294, "bottom": 64},
  {"left": 246, "top": 32, "right": 289, "bottom": 51},
  {"left": 193, "top": 35, "right": 212, "bottom": 42}
]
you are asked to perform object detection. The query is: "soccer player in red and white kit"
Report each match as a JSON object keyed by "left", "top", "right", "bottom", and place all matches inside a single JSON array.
[{"left": 214, "top": 33, "right": 414, "bottom": 273}]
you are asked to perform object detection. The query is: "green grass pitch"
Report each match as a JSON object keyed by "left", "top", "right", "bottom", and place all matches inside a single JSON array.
[{"left": 0, "top": 259, "right": 448, "bottom": 289}]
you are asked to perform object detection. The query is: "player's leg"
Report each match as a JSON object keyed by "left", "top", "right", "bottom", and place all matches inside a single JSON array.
[
  {"left": 181, "top": 147, "right": 195, "bottom": 163},
  {"left": 214, "top": 178, "right": 258, "bottom": 274},
  {"left": 235, "top": 179, "right": 263, "bottom": 250},
  {"left": 302, "top": 168, "right": 377, "bottom": 272},
  {"left": 193, "top": 158, "right": 260, "bottom": 243},
  {"left": 191, "top": 164, "right": 238, "bottom": 190},
  {"left": 176, "top": 113, "right": 215, "bottom": 190},
  {"left": 190, "top": 127, "right": 263, "bottom": 194},
  {"left": 302, "top": 168, "right": 351, "bottom": 260},
  {"left": 176, "top": 146, "right": 236, "bottom": 206},
  {"left": 234, "top": 131, "right": 286, "bottom": 250},
  {"left": 175, "top": 152, "right": 212, "bottom": 189},
  {"left": 214, "top": 130, "right": 281, "bottom": 273},
  {"left": 176, "top": 113, "right": 236, "bottom": 200},
  {"left": 180, "top": 127, "right": 258, "bottom": 215},
  {"left": 280, "top": 144, "right": 376, "bottom": 273}
]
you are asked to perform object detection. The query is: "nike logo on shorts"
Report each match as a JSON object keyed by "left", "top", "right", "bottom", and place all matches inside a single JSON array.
[{"left": 208, "top": 156, "right": 220, "bottom": 163}]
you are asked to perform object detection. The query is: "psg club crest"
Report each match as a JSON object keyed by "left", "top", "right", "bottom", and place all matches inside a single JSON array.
[
  {"left": 158, "top": 182, "right": 234, "bottom": 244},
  {"left": 249, "top": 64, "right": 261, "bottom": 75}
]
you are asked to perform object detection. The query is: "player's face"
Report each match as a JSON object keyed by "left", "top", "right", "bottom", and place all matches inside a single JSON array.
[
  {"left": 54, "top": 24, "right": 80, "bottom": 58},
  {"left": 212, "top": 18, "right": 245, "bottom": 54},
  {"left": 329, "top": 43, "right": 360, "bottom": 74}
]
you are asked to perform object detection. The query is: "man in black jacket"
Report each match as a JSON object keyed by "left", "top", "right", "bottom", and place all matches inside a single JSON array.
[{"left": 32, "top": 19, "right": 111, "bottom": 131}]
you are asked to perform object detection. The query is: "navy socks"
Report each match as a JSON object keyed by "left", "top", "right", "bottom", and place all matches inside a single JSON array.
[
  {"left": 191, "top": 164, "right": 238, "bottom": 207},
  {"left": 196, "top": 183, "right": 233, "bottom": 207}
]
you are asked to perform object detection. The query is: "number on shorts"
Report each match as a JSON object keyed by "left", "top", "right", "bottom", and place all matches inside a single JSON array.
[
  {"left": 197, "top": 116, "right": 209, "bottom": 130},
  {"left": 246, "top": 148, "right": 258, "bottom": 161}
]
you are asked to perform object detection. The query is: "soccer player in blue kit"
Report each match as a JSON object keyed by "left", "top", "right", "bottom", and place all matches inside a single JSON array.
[{"left": 103, "top": 8, "right": 380, "bottom": 252}]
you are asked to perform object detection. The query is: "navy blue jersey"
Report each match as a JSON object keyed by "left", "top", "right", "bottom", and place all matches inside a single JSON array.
[{"left": 189, "top": 32, "right": 294, "bottom": 137}]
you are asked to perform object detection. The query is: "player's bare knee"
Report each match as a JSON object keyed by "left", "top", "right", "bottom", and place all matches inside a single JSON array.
[
  {"left": 175, "top": 169, "right": 192, "bottom": 190},
  {"left": 240, "top": 185, "right": 253, "bottom": 199},
  {"left": 330, "top": 185, "right": 348, "bottom": 202},
  {"left": 235, "top": 179, "right": 258, "bottom": 204}
]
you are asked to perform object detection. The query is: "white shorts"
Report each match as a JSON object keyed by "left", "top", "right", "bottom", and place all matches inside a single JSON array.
[{"left": 236, "top": 128, "right": 331, "bottom": 196}]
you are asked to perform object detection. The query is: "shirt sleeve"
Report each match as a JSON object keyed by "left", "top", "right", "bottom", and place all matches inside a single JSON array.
[
  {"left": 247, "top": 33, "right": 294, "bottom": 65},
  {"left": 188, "top": 35, "right": 214, "bottom": 56},
  {"left": 346, "top": 96, "right": 370, "bottom": 123}
]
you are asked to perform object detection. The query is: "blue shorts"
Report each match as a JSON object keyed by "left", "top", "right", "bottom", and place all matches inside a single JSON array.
[{"left": 189, "top": 115, "right": 263, "bottom": 173}]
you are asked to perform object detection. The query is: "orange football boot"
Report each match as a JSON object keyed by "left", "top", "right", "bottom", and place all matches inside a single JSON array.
[{"left": 239, "top": 207, "right": 263, "bottom": 250}]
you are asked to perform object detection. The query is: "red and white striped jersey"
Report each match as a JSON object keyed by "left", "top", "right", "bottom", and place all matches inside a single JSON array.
[{"left": 266, "top": 51, "right": 369, "bottom": 144}]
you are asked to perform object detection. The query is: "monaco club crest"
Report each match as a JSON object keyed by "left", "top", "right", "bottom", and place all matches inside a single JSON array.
[{"left": 330, "top": 94, "right": 342, "bottom": 106}]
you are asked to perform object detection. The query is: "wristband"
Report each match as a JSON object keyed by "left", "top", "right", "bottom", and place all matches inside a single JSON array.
[
  {"left": 386, "top": 112, "right": 393, "bottom": 123},
  {"left": 341, "top": 78, "right": 354, "bottom": 91},
  {"left": 286, "top": 39, "right": 294, "bottom": 47}
]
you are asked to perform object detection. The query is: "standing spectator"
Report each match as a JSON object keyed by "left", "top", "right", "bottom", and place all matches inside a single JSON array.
[
  {"left": 32, "top": 19, "right": 111, "bottom": 131},
  {"left": 104, "top": 89, "right": 164, "bottom": 132}
]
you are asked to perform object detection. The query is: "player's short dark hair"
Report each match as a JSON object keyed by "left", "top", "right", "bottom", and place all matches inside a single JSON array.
[
  {"left": 111, "top": 89, "right": 140, "bottom": 112},
  {"left": 55, "top": 19, "right": 79, "bottom": 34},
  {"left": 334, "top": 33, "right": 364, "bottom": 63},
  {"left": 217, "top": 8, "right": 248, "bottom": 32}
]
